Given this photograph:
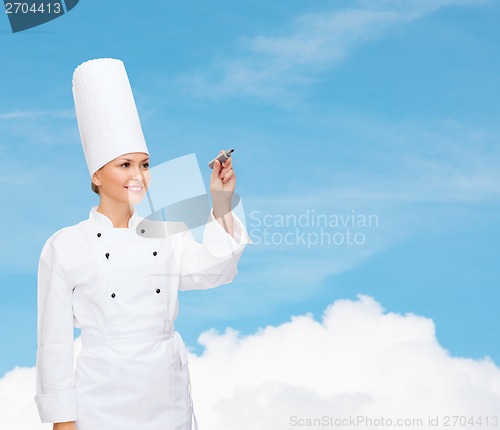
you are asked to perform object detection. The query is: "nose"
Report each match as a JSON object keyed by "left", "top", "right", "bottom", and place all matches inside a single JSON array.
[{"left": 130, "top": 166, "right": 147, "bottom": 184}]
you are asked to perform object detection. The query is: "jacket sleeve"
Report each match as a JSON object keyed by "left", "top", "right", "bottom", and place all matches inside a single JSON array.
[
  {"left": 34, "top": 239, "right": 78, "bottom": 423},
  {"left": 175, "top": 208, "right": 253, "bottom": 291}
]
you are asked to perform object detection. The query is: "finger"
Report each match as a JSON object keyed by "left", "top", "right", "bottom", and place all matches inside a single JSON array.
[
  {"left": 221, "top": 162, "right": 233, "bottom": 174},
  {"left": 222, "top": 157, "right": 232, "bottom": 169},
  {"left": 222, "top": 169, "right": 235, "bottom": 183},
  {"left": 211, "top": 159, "right": 221, "bottom": 178},
  {"left": 224, "top": 171, "right": 236, "bottom": 185},
  {"left": 219, "top": 165, "right": 233, "bottom": 179}
]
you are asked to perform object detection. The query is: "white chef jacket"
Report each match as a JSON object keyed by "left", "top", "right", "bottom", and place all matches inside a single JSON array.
[{"left": 34, "top": 205, "right": 251, "bottom": 429}]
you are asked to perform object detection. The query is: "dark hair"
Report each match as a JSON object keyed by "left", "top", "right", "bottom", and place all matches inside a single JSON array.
[{"left": 91, "top": 181, "right": 100, "bottom": 195}]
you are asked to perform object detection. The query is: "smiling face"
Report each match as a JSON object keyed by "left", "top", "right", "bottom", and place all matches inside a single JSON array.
[{"left": 91, "top": 152, "right": 151, "bottom": 205}]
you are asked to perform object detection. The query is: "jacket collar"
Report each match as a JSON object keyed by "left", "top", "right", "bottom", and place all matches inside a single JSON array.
[{"left": 89, "top": 205, "right": 141, "bottom": 229}]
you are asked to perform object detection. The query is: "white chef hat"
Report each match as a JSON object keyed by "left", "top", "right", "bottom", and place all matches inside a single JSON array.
[{"left": 72, "top": 58, "right": 149, "bottom": 176}]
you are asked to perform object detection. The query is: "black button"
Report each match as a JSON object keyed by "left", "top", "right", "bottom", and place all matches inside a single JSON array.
[
  {"left": 97, "top": 233, "right": 101, "bottom": 237},
  {"left": 156, "top": 289, "right": 161, "bottom": 293},
  {"left": 105, "top": 253, "right": 110, "bottom": 259},
  {"left": 153, "top": 251, "right": 157, "bottom": 256},
  {"left": 141, "top": 229, "right": 145, "bottom": 234},
  {"left": 111, "top": 293, "right": 116, "bottom": 298}
]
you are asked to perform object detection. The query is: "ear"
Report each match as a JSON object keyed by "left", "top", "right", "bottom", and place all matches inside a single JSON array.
[{"left": 92, "top": 171, "right": 102, "bottom": 187}]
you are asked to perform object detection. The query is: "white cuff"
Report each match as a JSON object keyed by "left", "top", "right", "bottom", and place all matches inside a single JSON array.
[
  {"left": 34, "top": 389, "right": 78, "bottom": 423},
  {"left": 205, "top": 208, "right": 253, "bottom": 258}
]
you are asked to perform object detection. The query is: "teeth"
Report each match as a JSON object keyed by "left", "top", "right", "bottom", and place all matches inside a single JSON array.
[{"left": 127, "top": 187, "right": 143, "bottom": 191}]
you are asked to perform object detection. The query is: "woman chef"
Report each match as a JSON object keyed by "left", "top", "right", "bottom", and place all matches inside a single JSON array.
[{"left": 33, "top": 58, "right": 252, "bottom": 430}]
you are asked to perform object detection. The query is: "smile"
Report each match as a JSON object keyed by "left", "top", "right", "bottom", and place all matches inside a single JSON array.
[{"left": 125, "top": 186, "right": 144, "bottom": 193}]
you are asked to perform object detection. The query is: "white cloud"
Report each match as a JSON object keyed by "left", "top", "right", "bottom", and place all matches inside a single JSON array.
[
  {"left": 3, "top": 295, "right": 499, "bottom": 429},
  {"left": 356, "top": 0, "right": 488, "bottom": 16},
  {"left": 190, "top": 294, "right": 500, "bottom": 429},
  {"left": 0, "top": 365, "right": 52, "bottom": 429},
  {"left": 0, "top": 336, "right": 85, "bottom": 429},
  {"left": 0, "top": 108, "right": 77, "bottom": 150},
  {"left": 179, "top": 0, "right": 489, "bottom": 104},
  {"left": 316, "top": 116, "right": 500, "bottom": 204},
  {"left": 0, "top": 109, "right": 74, "bottom": 120}
]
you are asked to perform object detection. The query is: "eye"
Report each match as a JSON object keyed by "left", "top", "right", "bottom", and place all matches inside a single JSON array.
[{"left": 120, "top": 161, "right": 149, "bottom": 168}]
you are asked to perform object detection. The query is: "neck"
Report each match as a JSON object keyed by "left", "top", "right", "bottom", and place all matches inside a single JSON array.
[{"left": 97, "top": 200, "right": 134, "bottom": 228}]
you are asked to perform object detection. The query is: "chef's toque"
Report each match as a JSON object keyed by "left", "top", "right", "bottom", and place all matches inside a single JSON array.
[{"left": 72, "top": 58, "right": 149, "bottom": 176}]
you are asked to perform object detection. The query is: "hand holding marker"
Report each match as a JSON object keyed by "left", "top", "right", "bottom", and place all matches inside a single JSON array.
[
  {"left": 208, "top": 149, "right": 234, "bottom": 169},
  {"left": 209, "top": 149, "right": 236, "bottom": 233}
]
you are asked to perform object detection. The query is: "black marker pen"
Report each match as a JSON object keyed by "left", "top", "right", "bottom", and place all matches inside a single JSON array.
[{"left": 208, "top": 148, "right": 234, "bottom": 169}]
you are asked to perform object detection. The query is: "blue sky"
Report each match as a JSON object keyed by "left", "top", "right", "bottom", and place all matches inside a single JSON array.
[{"left": 0, "top": 0, "right": 499, "bottom": 378}]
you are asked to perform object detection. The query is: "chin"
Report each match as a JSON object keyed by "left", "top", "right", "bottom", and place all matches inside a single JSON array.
[{"left": 125, "top": 192, "right": 146, "bottom": 205}]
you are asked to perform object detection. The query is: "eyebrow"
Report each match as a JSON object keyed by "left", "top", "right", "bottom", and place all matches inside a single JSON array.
[{"left": 118, "top": 157, "right": 150, "bottom": 162}]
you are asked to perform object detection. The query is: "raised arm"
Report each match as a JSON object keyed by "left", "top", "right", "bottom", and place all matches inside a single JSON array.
[{"left": 172, "top": 208, "right": 252, "bottom": 291}]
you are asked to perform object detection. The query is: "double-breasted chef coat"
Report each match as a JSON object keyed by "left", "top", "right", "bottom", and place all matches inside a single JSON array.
[{"left": 34, "top": 205, "right": 251, "bottom": 429}]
